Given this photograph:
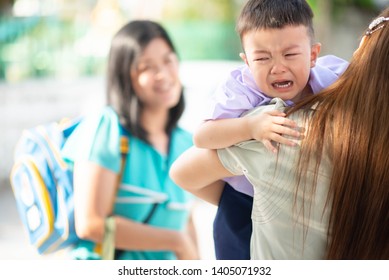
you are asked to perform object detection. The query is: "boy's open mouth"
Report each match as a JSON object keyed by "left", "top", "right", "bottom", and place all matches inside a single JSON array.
[{"left": 272, "top": 81, "right": 293, "bottom": 88}]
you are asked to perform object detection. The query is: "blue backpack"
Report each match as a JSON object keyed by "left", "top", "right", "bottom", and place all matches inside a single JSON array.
[{"left": 9, "top": 118, "right": 128, "bottom": 255}]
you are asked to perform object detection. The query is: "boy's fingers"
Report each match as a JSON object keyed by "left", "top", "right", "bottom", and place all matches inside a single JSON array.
[
  {"left": 272, "top": 124, "right": 301, "bottom": 138},
  {"left": 271, "top": 115, "right": 297, "bottom": 128},
  {"left": 263, "top": 140, "right": 278, "bottom": 154},
  {"left": 256, "top": 111, "right": 291, "bottom": 126},
  {"left": 271, "top": 134, "right": 297, "bottom": 147}
]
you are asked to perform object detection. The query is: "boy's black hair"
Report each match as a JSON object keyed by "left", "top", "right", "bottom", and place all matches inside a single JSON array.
[{"left": 236, "top": 0, "right": 315, "bottom": 43}]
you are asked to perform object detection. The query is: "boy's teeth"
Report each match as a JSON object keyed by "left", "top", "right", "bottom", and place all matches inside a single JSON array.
[{"left": 274, "top": 81, "right": 292, "bottom": 88}]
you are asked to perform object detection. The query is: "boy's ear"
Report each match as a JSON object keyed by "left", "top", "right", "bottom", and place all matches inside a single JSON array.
[
  {"left": 310, "top": 43, "right": 321, "bottom": 68},
  {"left": 354, "top": 35, "right": 366, "bottom": 56},
  {"left": 239, "top": 52, "right": 249, "bottom": 65}
]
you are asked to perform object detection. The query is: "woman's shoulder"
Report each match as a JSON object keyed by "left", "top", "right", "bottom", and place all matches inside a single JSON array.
[
  {"left": 243, "top": 98, "right": 287, "bottom": 117},
  {"left": 78, "top": 106, "right": 121, "bottom": 135},
  {"left": 61, "top": 106, "right": 123, "bottom": 172}
]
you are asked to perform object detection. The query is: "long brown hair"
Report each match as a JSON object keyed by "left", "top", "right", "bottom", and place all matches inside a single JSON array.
[{"left": 288, "top": 8, "right": 389, "bottom": 259}]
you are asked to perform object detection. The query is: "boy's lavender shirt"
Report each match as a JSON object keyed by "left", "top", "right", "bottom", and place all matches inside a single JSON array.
[{"left": 204, "top": 55, "right": 349, "bottom": 196}]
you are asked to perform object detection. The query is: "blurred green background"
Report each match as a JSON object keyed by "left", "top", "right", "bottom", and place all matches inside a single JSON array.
[{"left": 0, "top": 0, "right": 387, "bottom": 83}]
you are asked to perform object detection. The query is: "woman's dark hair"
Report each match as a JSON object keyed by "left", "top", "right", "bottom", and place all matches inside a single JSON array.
[{"left": 106, "top": 20, "right": 184, "bottom": 143}]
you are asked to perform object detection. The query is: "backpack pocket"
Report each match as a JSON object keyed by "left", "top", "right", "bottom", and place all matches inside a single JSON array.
[
  {"left": 10, "top": 124, "right": 78, "bottom": 254},
  {"left": 11, "top": 158, "right": 56, "bottom": 251}
]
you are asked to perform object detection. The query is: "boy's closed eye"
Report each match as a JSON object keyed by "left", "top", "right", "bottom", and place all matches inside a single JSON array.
[
  {"left": 253, "top": 56, "right": 270, "bottom": 62},
  {"left": 285, "top": 53, "right": 300, "bottom": 58}
]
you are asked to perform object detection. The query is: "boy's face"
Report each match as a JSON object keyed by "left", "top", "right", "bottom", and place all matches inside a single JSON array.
[{"left": 240, "top": 25, "right": 321, "bottom": 102}]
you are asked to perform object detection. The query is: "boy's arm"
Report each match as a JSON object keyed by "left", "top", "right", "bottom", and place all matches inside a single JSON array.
[
  {"left": 199, "top": 66, "right": 300, "bottom": 151},
  {"left": 194, "top": 110, "right": 300, "bottom": 153},
  {"left": 193, "top": 117, "right": 252, "bottom": 149},
  {"left": 196, "top": 65, "right": 259, "bottom": 149}
]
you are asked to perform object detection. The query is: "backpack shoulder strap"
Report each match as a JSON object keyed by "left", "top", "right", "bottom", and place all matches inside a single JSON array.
[{"left": 113, "top": 133, "right": 129, "bottom": 208}]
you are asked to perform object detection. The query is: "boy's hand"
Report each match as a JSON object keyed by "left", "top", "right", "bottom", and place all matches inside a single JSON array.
[{"left": 247, "top": 110, "right": 301, "bottom": 153}]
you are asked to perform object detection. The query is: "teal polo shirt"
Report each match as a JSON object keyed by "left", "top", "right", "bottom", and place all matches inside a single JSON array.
[{"left": 61, "top": 106, "right": 193, "bottom": 260}]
